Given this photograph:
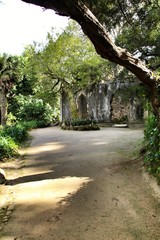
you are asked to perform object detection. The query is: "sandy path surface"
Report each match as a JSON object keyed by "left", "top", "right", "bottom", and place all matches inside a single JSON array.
[{"left": 0, "top": 127, "right": 160, "bottom": 240}]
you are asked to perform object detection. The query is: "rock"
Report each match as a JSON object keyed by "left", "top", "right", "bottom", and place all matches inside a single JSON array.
[
  {"left": 113, "top": 124, "right": 128, "bottom": 128},
  {"left": 6, "top": 210, "right": 12, "bottom": 216},
  {"left": 0, "top": 168, "right": 6, "bottom": 184},
  {"left": 8, "top": 205, "right": 15, "bottom": 211},
  {"left": 2, "top": 216, "right": 8, "bottom": 222}
]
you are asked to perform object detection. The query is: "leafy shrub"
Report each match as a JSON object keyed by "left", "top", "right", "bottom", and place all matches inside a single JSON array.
[
  {"left": 0, "top": 135, "right": 19, "bottom": 161},
  {"left": 62, "top": 118, "right": 99, "bottom": 131},
  {"left": 0, "top": 120, "right": 36, "bottom": 161},
  {"left": 2, "top": 123, "right": 29, "bottom": 144},
  {"left": 19, "top": 120, "right": 38, "bottom": 130},
  {"left": 6, "top": 113, "right": 17, "bottom": 126},
  {"left": 35, "top": 120, "right": 49, "bottom": 128},
  {"left": 9, "top": 95, "right": 54, "bottom": 127},
  {"left": 144, "top": 114, "right": 160, "bottom": 177}
]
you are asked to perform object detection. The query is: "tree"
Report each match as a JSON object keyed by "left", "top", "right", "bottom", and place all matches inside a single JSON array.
[
  {"left": 32, "top": 22, "right": 110, "bottom": 94},
  {"left": 16, "top": 46, "right": 38, "bottom": 96},
  {"left": 22, "top": 0, "right": 160, "bottom": 118},
  {"left": 113, "top": 1, "right": 160, "bottom": 70},
  {"left": 0, "top": 54, "right": 19, "bottom": 125}
]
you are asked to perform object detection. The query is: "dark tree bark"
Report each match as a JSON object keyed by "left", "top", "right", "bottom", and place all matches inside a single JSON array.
[{"left": 22, "top": 0, "right": 160, "bottom": 116}]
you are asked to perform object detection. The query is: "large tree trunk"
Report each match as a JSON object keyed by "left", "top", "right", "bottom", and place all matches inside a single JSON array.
[
  {"left": 22, "top": 0, "right": 159, "bottom": 116},
  {"left": 60, "top": 90, "right": 71, "bottom": 123}
]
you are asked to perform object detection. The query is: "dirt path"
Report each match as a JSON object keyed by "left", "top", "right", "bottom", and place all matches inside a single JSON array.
[{"left": 0, "top": 127, "right": 160, "bottom": 240}]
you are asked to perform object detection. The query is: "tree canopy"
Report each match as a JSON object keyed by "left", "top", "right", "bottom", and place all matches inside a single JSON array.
[{"left": 31, "top": 22, "right": 111, "bottom": 93}]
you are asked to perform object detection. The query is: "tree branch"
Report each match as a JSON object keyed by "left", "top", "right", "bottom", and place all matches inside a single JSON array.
[
  {"left": 44, "top": 65, "right": 70, "bottom": 88},
  {"left": 116, "top": 0, "right": 132, "bottom": 26},
  {"left": 50, "top": 79, "right": 60, "bottom": 91}
]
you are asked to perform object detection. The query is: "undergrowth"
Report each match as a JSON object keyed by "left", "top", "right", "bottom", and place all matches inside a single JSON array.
[
  {"left": 143, "top": 114, "right": 160, "bottom": 183},
  {"left": 0, "top": 120, "right": 38, "bottom": 161}
]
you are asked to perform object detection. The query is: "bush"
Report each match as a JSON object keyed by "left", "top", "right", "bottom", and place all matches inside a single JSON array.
[
  {"left": 2, "top": 123, "right": 29, "bottom": 144},
  {"left": 0, "top": 120, "right": 36, "bottom": 161},
  {"left": 9, "top": 95, "right": 54, "bottom": 127},
  {"left": 6, "top": 113, "right": 17, "bottom": 126},
  {"left": 19, "top": 120, "right": 38, "bottom": 131},
  {"left": 0, "top": 121, "right": 33, "bottom": 161},
  {"left": 0, "top": 135, "right": 19, "bottom": 161},
  {"left": 62, "top": 118, "right": 99, "bottom": 131},
  {"left": 144, "top": 114, "right": 160, "bottom": 177}
]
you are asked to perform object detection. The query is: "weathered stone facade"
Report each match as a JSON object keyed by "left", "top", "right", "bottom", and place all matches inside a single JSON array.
[{"left": 60, "top": 80, "right": 144, "bottom": 123}]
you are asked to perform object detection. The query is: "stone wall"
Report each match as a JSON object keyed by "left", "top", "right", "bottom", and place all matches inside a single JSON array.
[
  {"left": 60, "top": 90, "right": 71, "bottom": 122},
  {"left": 111, "top": 88, "right": 143, "bottom": 123},
  {"left": 60, "top": 80, "right": 144, "bottom": 123}
]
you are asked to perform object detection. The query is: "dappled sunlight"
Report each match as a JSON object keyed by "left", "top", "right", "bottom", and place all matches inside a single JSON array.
[
  {"left": 93, "top": 141, "right": 109, "bottom": 145},
  {"left": 25, "top": 142, "right": 65, "bottom": 155},
  {"left": 14, "top": 176, "right": 93, "bottom": 207},
  {"left": 0, "top": 128, "right": 147, "bottom": 240},
  {"left": 18, "top": 169, "right": 55, "bottom": 177},
  {"left": 1, "top": 236, "right": 17, "bottom": 240},
  {"left": 1, "top": 174, "right": 93, "bottom": 239}
]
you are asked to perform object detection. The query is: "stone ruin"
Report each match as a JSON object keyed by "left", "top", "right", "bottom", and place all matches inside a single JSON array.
[{"left": 60, "top": 80, "right": 144, "bottom": 124}]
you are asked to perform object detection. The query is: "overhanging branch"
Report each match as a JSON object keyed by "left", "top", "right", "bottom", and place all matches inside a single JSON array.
[{"left": 22, "top": 0, "right": 156, "bottom": 89}]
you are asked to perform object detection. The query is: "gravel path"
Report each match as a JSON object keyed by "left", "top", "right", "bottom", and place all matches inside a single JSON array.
[{"left": 0, "top": 127, "right": 160, "bottom": 240}]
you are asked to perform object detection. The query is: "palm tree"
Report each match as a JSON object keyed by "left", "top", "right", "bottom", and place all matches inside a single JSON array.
[{"left": 0, "top": 54, "right": 18, "bottom": 125}]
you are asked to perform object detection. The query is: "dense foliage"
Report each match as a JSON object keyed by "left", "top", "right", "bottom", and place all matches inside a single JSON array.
[
  {"left": 2, "top": 123, "right": 29, "bottom": 144},
  {"left": 0, "top": 134, "right": 19, "bottom": 161},
  {"left": 0, "top": 119, "right": 41, "bottom": 161},
  {"left": 30, "top": 22, "right": 110, "bottom": 94},
  {"left": 144, "top": 114, "right": 160, "bottom": 181},
  {"left": 9, "top": 95, "right": 54, "bottom": 128},
  {"left": 0, "top": 54, "right": 20, "bottom": 125},
  {"left": 62, "top": 118, "right": 99, "bottom": 131},
  {"left": 83, "top": 0, "right": 160, "bottom": 102}
]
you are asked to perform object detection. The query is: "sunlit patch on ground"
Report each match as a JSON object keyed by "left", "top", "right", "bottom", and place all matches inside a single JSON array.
[
  {"left": 93, "top": 141, "right": 109, "bottom": 145},
  {"left": 1, "top": 236, "right": 17, "bottom": 240},
  {"left": 20, "top": 142, "right": 65, "bottom": 155},
  {"left": 14, "top": 176, "right": 93, "bottom": 207}
]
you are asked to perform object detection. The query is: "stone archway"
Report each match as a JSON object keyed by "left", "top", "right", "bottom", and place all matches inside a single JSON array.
[{"left": 77, "top": 94, "right": 88, "bottom": 118}]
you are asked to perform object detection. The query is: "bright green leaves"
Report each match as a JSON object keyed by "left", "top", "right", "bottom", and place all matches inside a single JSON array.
[
  {"left": 31, "top": 20, "right": 109, "bottom": 94},
  {"left": 0, "top": 135, "right": 19, "bottom": 160}
]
